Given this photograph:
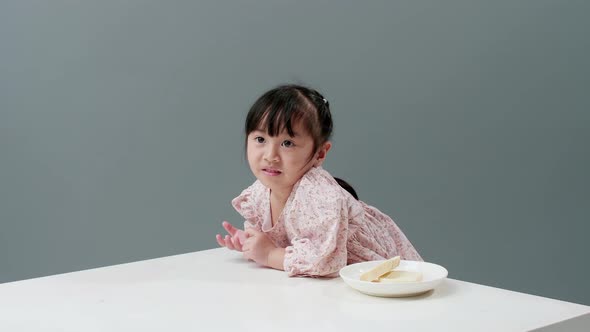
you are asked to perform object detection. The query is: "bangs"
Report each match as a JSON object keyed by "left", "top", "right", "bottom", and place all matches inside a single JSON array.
[{"left": 245, "top": 90, "right": 314, "bottom": 137}]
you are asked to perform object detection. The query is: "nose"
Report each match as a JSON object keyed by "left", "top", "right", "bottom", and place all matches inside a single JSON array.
[{"left": 263, "top": 144, "right": 280, "bottom": 163}]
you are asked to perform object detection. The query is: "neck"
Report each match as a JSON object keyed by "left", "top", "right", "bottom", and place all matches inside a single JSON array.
[
  {"left": 270, "top": 186, "right": 292, "bottom": 204},
  {"left": 269, "top": 186, "right": 292, "bottom": 226}
]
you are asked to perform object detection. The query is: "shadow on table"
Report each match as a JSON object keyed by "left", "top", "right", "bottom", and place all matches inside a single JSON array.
[
  {"left": 317, "top": 279, "right": 459, "bottom": 321},
  {"left": 322, "top": 278, "right": 458, "bottom": 302}
]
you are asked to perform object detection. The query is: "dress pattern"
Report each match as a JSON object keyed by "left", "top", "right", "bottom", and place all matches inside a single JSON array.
[{"left": 232, "top": 166, "right": 422, "bottom": 277}]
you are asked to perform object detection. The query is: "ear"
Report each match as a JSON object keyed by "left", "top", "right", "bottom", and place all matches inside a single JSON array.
[{"left": 314, "top": 141, "right": 332, "bottom": 167}]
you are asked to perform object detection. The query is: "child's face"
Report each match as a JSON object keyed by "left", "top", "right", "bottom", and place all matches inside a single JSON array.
[{"left": 247, "top": 121, "right": 328, "bottom": 196}]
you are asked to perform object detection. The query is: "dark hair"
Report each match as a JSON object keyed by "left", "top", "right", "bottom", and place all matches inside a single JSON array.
[
  {"left": 245, "top": 84, "right": 332, "bottom": 154},
  {"left": 334, "top": 177, "right": 359, "bottom": 200},
  {"left": 245, "top": 84, "right": 358, "bottom": 199}
]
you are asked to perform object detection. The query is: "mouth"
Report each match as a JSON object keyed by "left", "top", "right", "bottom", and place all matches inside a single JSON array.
[{"left": 262, "top": 168, "right": 282, "bottom": 176}]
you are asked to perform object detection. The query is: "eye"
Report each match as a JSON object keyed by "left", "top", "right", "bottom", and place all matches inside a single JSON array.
[
  {"left": 254, "top": 136, "right": 265, "bottom": 144},
  {"left": 281, "top": 140, "right": 295, "bottom": 148}
]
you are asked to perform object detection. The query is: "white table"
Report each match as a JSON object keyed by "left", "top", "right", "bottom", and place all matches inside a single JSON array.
[{"left": 0, "top": 248, "right": 588, "bottom": 331}]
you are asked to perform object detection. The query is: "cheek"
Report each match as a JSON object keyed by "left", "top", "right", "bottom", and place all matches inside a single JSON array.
[
  {"left": 288, "top": 151, "right": 313, "bottom": 169},
  {"left": 246, "top": 147, "right": 257, "bottom": 163}
]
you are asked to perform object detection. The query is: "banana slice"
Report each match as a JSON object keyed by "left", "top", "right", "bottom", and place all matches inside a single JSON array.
[
  {"left": 360, "top": 256, "right": 400, "bottom": 282},
  {"left": 377, "top": 270, "right": 423, "bottom": 283}
]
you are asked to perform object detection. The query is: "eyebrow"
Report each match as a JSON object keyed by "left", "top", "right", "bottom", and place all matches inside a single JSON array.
[{"left": 253, "top": 128, "right": 300, "bottom": 137}]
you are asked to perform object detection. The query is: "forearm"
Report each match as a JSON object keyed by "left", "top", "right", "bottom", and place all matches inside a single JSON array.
[{"left": 266, "top": 247, "right": 286, "bottom": 271}]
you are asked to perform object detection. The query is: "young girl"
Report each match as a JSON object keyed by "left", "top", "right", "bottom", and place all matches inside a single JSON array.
[{"left": 215, "top": 84, "right": 422, "bottom": 277}]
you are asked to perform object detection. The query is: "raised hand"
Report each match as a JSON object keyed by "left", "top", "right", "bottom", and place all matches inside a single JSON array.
[{"left": 215, "top": 221, "right": 248, "bottom": 252}]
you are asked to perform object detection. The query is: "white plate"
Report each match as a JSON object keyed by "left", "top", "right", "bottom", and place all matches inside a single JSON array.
[{"left": 339, "top": 260, "right": 448, "bottom": 297}]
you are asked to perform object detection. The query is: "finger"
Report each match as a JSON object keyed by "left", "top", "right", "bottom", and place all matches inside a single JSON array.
[
  {"left": 215, "top": 234, "right": 226, "bottom": 248},
  {"left": 222, "top": 221, "right": 238, "bottom": 236},
  {"left": 237, "top": 230, "right": 248, "bottom": 244},
  {"left": 231, "top": 235, "right": 243, "bottom": 252},
  {"left": 245, "top": 228, "right": 259, "bottom": 237},
  {"left": 225, "top": 235, "right": 235, "bottom": 251}
]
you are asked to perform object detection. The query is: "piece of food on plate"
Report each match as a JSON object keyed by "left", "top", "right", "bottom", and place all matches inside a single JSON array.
[
  {"left": 360, "top": 256, "right": 400, "bottom": 282},
  {"left": 378, "top": 270, "right": 423, "bottom": 283}
]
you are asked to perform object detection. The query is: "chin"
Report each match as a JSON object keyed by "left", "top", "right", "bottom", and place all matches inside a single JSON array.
[
  {"left": 255, "top": 175, "right": 275, "bottom": 188},
  {"left": 256, "top": 177, "right": 286, "bottom": 191}
]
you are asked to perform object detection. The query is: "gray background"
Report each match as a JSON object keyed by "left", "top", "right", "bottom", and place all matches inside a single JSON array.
[{"left": 1, "top": 0, "right": 588, "bottom": 305}]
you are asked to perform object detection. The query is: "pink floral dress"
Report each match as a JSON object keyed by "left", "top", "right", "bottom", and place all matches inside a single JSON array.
[{"left": 232, "top": 166, "right": 422, "bottom": 277}]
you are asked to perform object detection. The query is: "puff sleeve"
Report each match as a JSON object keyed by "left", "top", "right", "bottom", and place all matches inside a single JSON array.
[
  {"left": 283, "top": 193, "right": 350, "bottom": 277},
  {"left": 231, "top": 181, "right": 265, "bottom": 231}
]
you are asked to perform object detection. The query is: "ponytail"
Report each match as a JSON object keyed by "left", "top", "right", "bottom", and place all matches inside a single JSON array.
[{"left": 334, "top": 177, "right": 359, "bottom": 200}]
